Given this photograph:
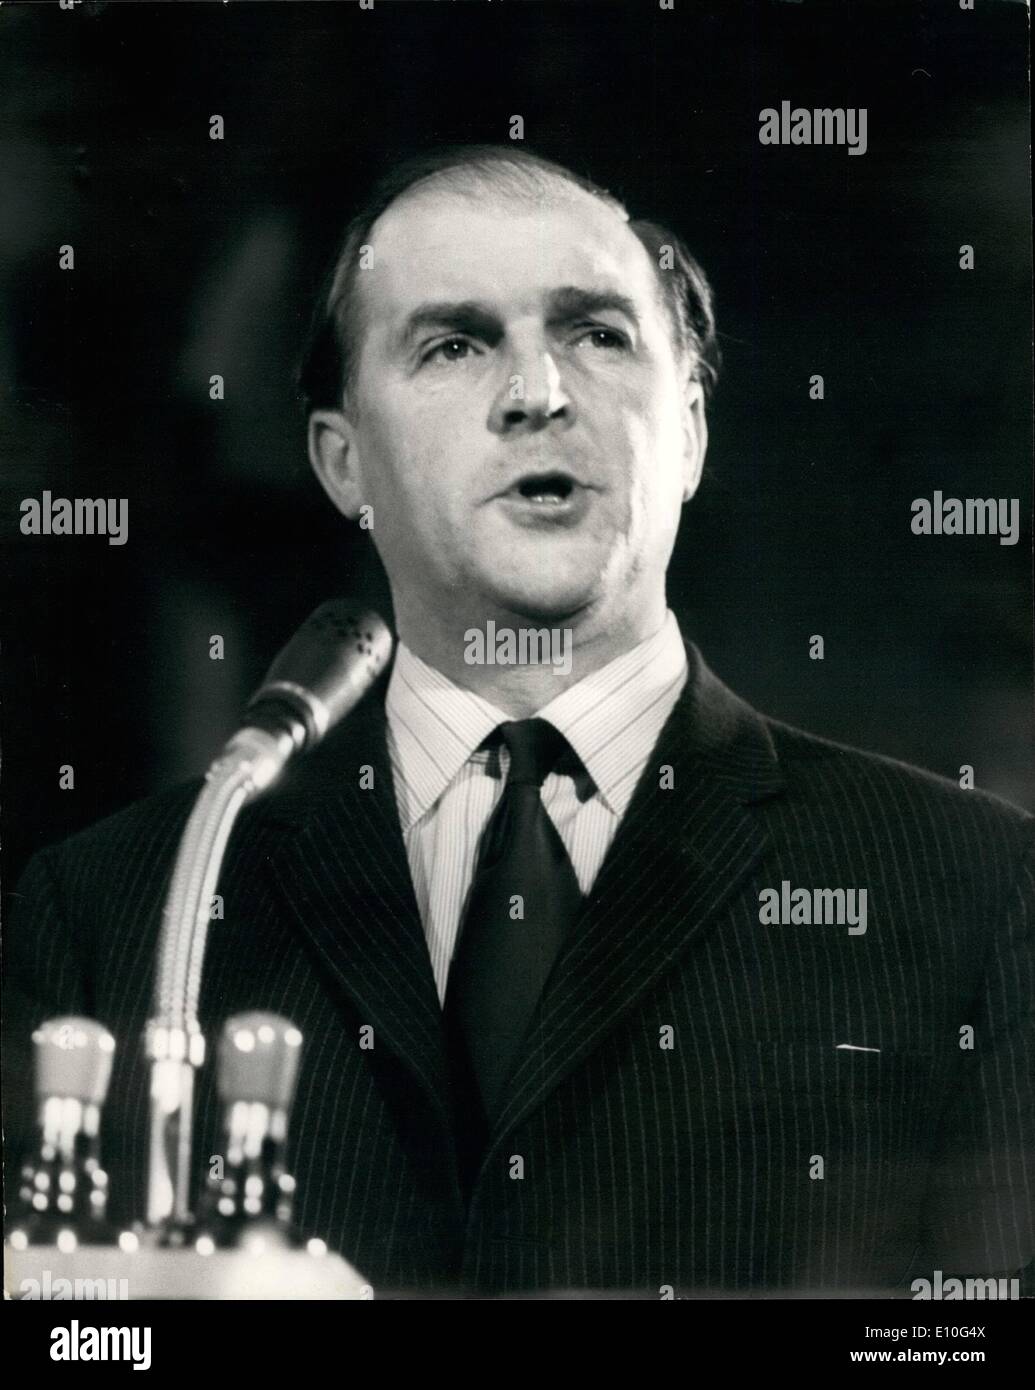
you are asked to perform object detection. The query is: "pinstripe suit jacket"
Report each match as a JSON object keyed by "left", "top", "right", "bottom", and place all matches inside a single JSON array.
[{"left": 5, "top": 644, "right": 1033, "bottom": 1295}]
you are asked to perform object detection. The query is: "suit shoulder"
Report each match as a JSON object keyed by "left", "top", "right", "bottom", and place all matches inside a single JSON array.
[
  {"left": 765, "top": 715, "right": 1033, "bottom": 850},
  {"left": 21, "top": 780, "right": 203, "bottom": 888}
]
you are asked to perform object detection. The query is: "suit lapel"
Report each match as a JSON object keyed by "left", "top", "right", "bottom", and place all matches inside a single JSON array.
[
  {"left": 487, "top": 645, "right": 787, "bottom": 1150},
  {"left": 253, "top": 643, "right": 786, "bottom": 1161},
  {"left": 257, "top": 689, "right": 454, "bottom": 1126}
]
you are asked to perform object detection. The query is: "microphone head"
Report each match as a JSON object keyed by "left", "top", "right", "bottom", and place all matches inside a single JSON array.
[
  {"left": 33, "top": 1017, "right": 115, "bottom": 1104},
  {"left": 246, "top": 602, "right": 393, "bottom": 749},
  {"left": 217, "top": 1013, "right": 303, "bottom": 1109}
]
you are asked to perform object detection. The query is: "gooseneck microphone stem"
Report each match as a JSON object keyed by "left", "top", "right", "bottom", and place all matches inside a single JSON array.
[
  {"left": 144, "top": 727, "right": 294, "bottom": 1228},
  {"left": 144, "top": 604, "right": 392, "bottom": 1229}
]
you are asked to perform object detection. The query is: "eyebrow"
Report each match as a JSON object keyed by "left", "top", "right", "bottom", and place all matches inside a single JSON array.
[
  {"left": 545, "top": 286, "right": 641, "bottom": 330},
  {"left": 394, "top": 285, "right": 642, "bottom": 354},
  {"left": 395, "top": 301, "right": 500, "bottom": 353}
]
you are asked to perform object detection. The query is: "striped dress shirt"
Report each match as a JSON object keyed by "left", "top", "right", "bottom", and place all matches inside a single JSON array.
[{"left": 385, "top": 610, "right": 688, "bottom": 1003}]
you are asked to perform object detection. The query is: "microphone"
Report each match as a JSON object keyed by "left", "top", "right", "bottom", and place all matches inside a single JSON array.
[
  {"left": 247, "top": 602, "right": 393, "bottom": 753},
  {"left": 221, "top": 602, "right": 394, "bottom": 798},
  {"left": 147, "top": 601, "right": 393, "bottom": 1228},
  {"left": 197, "top": 1013, "right": 304, "bottom": 1248},
  {"left": 14, "top": 1017, "right": 115, "bottom": 1242}
]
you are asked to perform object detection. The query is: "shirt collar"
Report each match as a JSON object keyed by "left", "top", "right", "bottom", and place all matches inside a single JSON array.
[
  {"left": 385, "top": 646, "right": 510, "bottom": 833},
  {"left": 534, "top": 609, "right": 687, "bottom": 818},
  {"left": 385, "top": 610, "right": 687, "bottom": 829}
]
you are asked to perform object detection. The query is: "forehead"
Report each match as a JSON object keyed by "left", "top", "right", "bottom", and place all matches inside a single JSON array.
[{"left": 358, "top": 181, "right": 664, "bottom": 338}]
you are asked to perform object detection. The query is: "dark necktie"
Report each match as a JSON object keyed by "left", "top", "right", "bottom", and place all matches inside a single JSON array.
[{"left": 443, "top": 719, "right": 584, "bottom": 1178}]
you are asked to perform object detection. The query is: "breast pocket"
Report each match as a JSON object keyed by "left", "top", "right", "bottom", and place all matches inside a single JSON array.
[{"left": 732, "top": 1041, "right": 943, "bottom": 1116}]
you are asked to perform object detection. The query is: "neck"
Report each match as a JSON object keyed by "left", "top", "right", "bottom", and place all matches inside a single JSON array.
[{"left": 392, "top": 589, "right": 669, "bottom": 718}]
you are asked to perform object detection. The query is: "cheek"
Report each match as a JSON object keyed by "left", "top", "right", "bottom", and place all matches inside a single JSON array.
[
  {"left": 356, "top": 410, "right": 464, "bottom": 552},
  {"left": 644, "top": 387, "right": 689, "bottom": 486},
  {"left": 357, "top": 406, "right": 423, "bottom": 504},
  {"left": 615, "top": 398, "right": 686, "bottom": 538},
  {"left": 616, "top": 393, "right": 682, "bottom": 486}
]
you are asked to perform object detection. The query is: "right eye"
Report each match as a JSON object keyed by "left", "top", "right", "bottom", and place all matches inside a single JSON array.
[{"left": 422, "top": 337, "right": 477, "bottom": 366}]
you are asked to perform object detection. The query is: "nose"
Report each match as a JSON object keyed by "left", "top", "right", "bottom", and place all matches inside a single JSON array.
[{"left": 488, "top": 340, "right": 575, "bottom": 437}]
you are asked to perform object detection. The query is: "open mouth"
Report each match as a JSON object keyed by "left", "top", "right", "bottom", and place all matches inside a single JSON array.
[{"left": 511, "top": 472, "right": 578, "bottom": 504}]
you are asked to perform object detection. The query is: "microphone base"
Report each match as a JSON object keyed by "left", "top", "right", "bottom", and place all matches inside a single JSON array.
[{"left": 5, "top": 1239, "right": 371, "bottom": 1300}]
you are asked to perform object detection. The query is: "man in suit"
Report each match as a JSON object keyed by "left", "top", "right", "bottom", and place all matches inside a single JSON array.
[{"left": 5, "top": 146, "right": 1032, "bottom": 1297}]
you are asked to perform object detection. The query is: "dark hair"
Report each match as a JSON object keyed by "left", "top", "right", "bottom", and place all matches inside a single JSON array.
[{"left": 298, "top": 144, "right": 720, "bottom": 413}]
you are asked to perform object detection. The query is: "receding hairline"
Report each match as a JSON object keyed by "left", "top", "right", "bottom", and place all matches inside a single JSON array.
[
  {"left": 386, "top": 151, "right": 629, "bottom": 218},
  {"left": 300, "top": 145, "right": 720, "bottom": 412},
  {"left": 341, "top": 162, "right": 675, "bottom": 385},
  {"left": 340, "top": 159, "right": 631, "bottom": 322}
]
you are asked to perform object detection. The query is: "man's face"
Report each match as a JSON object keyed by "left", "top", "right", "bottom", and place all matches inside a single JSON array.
[{"left": 314, "top": 180, "right": 706, "bottom": 634}]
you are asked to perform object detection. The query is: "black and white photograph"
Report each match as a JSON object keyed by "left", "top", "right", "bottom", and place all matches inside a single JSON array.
[{"left": 1, "top": 0, "right": 1031, "bottom": 1348}]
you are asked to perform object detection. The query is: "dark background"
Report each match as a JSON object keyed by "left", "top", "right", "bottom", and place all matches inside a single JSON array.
[{"left": 1, "top": 0, "right": 1030, "bottom": 890}]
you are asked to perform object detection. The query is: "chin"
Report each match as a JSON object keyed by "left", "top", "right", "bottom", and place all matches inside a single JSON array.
[{"left": 483, "top": 573, "right": 599, "bottom": 625}]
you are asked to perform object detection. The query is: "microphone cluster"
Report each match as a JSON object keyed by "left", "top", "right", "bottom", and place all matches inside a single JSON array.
[
  {"left": 6, "top": 602, "right": 392, "bottom": 1299},
  {"left": 11, "top": 1010, "right": 304, "bottom": 1255}
]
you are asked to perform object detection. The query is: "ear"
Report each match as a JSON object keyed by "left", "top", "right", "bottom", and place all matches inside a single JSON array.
[
  {"left": 307, "top": 409, "right": 365, "bottom": 521},
  {"left": 680, "top": 379, "right": 708, "bottom": 504}
]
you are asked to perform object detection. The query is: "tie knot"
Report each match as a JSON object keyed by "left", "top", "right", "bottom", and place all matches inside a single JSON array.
[{"left": 498, "top": 719, "right": 568, "bottom": 789}]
